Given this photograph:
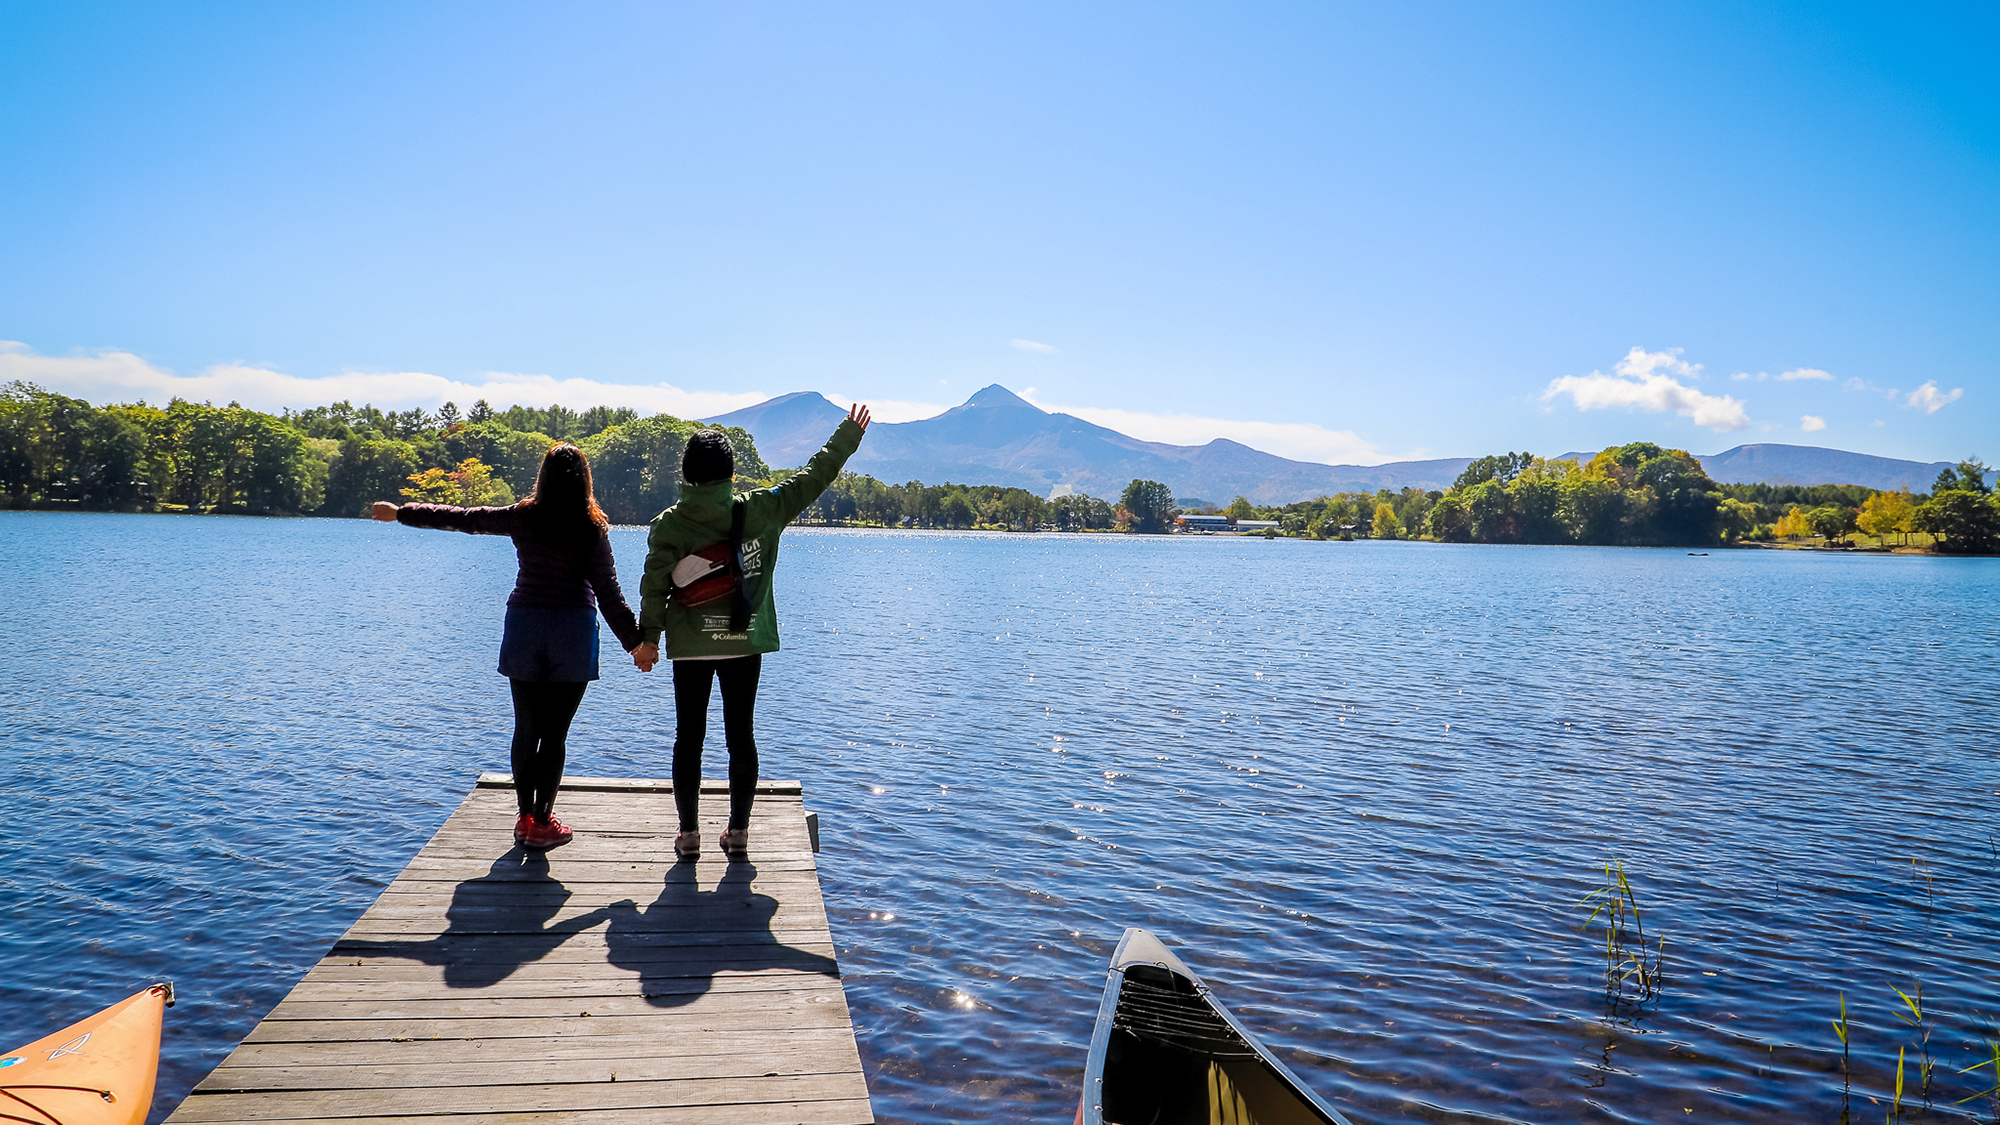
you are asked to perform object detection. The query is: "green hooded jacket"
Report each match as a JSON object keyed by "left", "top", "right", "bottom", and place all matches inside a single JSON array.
[{"left": 638, "top": 417, "right": 864, "bottom": 657}]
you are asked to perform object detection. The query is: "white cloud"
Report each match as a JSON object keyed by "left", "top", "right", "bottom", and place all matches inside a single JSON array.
[
  {"left": 1010, "top": 339, "right": 1058, "bottom": 354},
  {"left": 1730, "top": 366, "right": 1831, "bottom": 384},
  {"left": 1903, "top": 381, "right": 1963, "bottom": 414},
  {"left": 1844, "top": 376, "right": 1903, "bottom": 401},
  {"left": 1017, "top": 389, "right": 1388, "bottom": 464},
  {"left": 1800, "top": 414, "right": 1826, "bottom": 432},
  {"left": 1616, "top": 346, "right": 1704, "bottom": 381},
  {"left": 1540, "top": 346, "right": 1750, "bottom": 432},
  {"left": 0, "top": 342, "right": 768, "bottom": 418}
]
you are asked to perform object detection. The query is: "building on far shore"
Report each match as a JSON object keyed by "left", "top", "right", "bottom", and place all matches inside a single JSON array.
[{"left": 1176, "top": 515, "right": 1281, "bottom": 534}]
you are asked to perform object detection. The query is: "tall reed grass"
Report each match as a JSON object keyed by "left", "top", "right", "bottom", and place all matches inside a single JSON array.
[{"left": 1579, "top": 860, "right": 1665, "bottom": 1008}]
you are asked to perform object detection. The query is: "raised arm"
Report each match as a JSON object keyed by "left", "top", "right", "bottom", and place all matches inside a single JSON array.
[{"left": 765, "top": 404, "right": 870, "bottom": 526}]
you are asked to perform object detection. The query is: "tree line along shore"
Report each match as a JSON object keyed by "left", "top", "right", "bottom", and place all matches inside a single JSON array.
[{"left": 4, "top": 382, "right": 1995, "bottom": 553}]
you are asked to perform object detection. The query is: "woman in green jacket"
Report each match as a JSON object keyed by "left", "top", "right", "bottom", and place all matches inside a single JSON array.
[{"left": 631, "top": 404, "right": 870, "bottom": 858}]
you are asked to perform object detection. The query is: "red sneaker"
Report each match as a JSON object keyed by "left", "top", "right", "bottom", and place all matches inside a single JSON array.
[
  {"left": 513, "top": 814, "right": 534, "bottom": 846},
  {"left": 525, "top": 815, "right": 573, "bottom": 851}
]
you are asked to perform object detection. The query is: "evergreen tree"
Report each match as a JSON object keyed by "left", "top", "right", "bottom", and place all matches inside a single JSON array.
[{"left": 1120, "top": 479, "right": 1175, "bottom": 533}]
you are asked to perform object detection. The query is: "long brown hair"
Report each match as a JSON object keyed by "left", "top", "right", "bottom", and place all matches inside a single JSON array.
[{"left": 520, "top": 443, "right": 609, "bottom": 538}]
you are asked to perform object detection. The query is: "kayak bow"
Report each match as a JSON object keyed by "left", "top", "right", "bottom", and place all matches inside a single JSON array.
[{"left": 1, "top": 983, "right": 173, "bottom": 1125}]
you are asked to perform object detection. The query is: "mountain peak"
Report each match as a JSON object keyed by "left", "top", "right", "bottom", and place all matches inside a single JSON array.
[
  {"left": 963, "top": 384, "right": 1040, "bottom": 411},
  {"left": 703, "top": 391, "right": 850, "bottom": 467},
  {"left": 757, "top": 391, "right": 836, "bottom": 409}
]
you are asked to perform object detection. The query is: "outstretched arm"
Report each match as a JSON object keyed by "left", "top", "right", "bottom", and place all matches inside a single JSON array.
[{"left": 383, "top": 500, "right": 523, "bottom": 535}]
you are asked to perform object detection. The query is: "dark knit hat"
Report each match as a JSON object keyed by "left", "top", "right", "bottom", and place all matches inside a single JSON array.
[{"left": 682, "top": 429, "right": 735, "bottom": 484}]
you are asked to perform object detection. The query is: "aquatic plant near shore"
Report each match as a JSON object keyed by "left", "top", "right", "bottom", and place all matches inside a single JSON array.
[
  {"left": 1827, "top": 976, "right": 2000, "bottom": 1120},
  {"left": 1951, "top": 1037, "right": 2000, "bottom": 1118},
  {"left": 1833, "top": 991, "right": 1852, "bottom": 1102},
  {"left": 1909, "top": 858, "right": 1938, "bottom": 925},
  {"left": 1580, "top": 860, "right": 1666, "bottom": 1007},
  {"left": 1894, "top": 984, "right": 1936, "bottom": 1109},
  {"left": 1892, "top": 1046, "right": 1907, "bottom": 1123}
]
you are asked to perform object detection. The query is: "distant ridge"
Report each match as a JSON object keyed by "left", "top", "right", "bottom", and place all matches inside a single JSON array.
[
  {"left": 1692, "top": 444, "right": 1975, "bottom": 491},
  {"left": 709, "top": 386, "right": 1469, "bottom": 504},
  {"left": 1554, "top": 443, "right": 1973, "bottom": 491},
  {"left": 710, "top": 389, "right": 1978, "bottom": 504}
]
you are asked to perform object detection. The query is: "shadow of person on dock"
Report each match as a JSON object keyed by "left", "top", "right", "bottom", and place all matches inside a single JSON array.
[
  {"left": 601, "top": 859, "right": 838, "bottom": 1008},
  {"left": 334, "top": 849, "right": 611, "bottom": 989}
]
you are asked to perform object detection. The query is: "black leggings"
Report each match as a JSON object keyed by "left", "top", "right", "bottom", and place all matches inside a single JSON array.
[
  {"left": 509, "top": 680, "right": 587, "bottom": 818},
  {"left": 671, "top": 655, "right": 762, "bottom": 831}
]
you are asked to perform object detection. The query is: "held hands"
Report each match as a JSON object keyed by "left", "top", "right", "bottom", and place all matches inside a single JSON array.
[
  {"left": 370, "top": 501, "right": 400, "bottom": 521},
  {"left": 849, "top": 403, "right": 871, "bottom": 431},
  {"left": 631, "top": 642, "right": 659, "bottom": 672}
]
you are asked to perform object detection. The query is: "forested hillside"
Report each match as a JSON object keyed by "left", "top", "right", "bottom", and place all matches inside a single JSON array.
[
  {"left": 1181, "top": 442, "right": 2000, "bottom": 553},
  {"left": 0, "top": 382, "right": 766, "bottom": 524}
]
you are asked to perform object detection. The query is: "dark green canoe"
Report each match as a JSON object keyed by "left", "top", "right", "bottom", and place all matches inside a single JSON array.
[{"left": 1076, "top": 928, "right": 1353, "bottom": 1125}]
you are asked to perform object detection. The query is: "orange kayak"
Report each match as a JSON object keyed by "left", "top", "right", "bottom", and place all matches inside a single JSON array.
[{"left": 0, "top": 983, "right": 172, "bottom": 1125}]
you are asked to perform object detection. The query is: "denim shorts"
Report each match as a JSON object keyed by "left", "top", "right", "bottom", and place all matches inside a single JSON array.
[{"left": 498, "top": 605, "right": 600, "bottom": 682}]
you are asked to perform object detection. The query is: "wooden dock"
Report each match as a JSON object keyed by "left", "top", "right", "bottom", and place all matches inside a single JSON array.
[{"left": 166, "top": 776, "right": 873, "bottom": 1125}]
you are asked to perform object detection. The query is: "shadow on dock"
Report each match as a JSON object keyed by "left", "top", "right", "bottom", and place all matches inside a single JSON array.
[
  {"left": 335, "top": 851, "right": 608, "bottom": 989},
  {"left": 606, "top": 860, "right": 840, "bottom": 1007},
  {"left": 335, "top": 850, "right": 838, "bottom": 1006}
]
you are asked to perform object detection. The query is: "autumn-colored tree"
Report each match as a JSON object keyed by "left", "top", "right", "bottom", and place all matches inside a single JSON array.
[
  {"left": 1856, "top": 489, "right": 1915, "bottom": 546},
  {"left": 1372, "top": 501, "right": 1402, "bottom": 539},
  {"left": 1772, "top": 505, "right": 1812, "bottom": 540},
  {"left": 401, "top": 457, "right": 515, "bottom": 507}
]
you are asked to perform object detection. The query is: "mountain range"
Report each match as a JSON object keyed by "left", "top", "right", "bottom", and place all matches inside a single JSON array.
[{"left": 708, "top": 386, "right": 1974, "bottom": 505}]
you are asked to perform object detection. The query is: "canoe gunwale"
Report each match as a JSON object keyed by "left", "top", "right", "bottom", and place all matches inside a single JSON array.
[{"left": 1076, "top": 956, "right": 1127, "bottom": 1125}]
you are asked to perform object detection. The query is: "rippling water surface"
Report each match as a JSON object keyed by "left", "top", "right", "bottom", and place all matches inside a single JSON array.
[{"left": 4, "top": 512, "right": 1998, "bottom": 1124}]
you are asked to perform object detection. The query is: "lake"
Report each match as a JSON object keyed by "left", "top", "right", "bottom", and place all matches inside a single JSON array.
[{"left": 3, "top": 511, "right": 1997, "bottom": 1124}]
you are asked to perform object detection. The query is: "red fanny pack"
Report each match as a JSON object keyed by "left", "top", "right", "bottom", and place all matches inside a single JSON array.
[
  {"left": 668, "top": 500, "right": 753, "bottom": 631},
  {"left": 670, "top": 540, "right": 738, "bottom": 606}
]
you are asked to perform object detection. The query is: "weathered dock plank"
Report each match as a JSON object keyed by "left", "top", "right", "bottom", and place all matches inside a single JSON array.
[{"left": 167, "top": 777, "right": 873, "bottom": 1125}]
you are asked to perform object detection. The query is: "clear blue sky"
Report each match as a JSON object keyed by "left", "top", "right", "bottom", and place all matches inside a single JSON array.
[{"left": 2, "top": 1, "right": 1993, "bottom": 465}]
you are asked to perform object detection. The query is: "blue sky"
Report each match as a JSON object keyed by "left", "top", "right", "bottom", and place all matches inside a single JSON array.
[{"left": 2, "top": 1, "right": 1993, "bottom": 465}]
